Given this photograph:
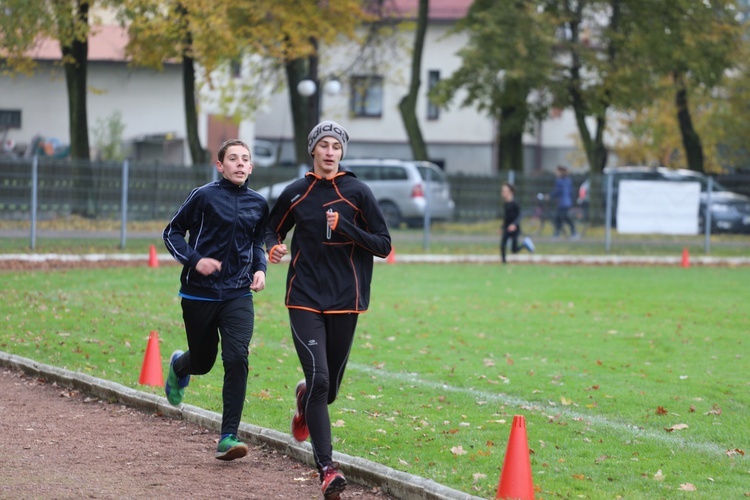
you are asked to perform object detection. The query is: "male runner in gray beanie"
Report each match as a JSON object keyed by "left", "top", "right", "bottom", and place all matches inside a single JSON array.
[{"left": 266, "top": 120, "right": 391, "bottom": 499}]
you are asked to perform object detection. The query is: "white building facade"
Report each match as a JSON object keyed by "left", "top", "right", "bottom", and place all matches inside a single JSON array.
[{"left": 1, "top": 1, "right": 587, "bottom": 174}]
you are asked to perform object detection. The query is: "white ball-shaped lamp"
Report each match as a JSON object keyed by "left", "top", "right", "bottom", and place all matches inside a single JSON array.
[
  {"left": 323, "top": 79, "right": 341, "bottom": 96},
  {"left": 297, "top": 79, "right": 317, "bottom": 97}
]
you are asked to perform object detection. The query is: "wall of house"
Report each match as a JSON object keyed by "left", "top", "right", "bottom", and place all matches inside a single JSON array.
[{"left": 0, "top": 60, "right": 187, "bottom": 161}]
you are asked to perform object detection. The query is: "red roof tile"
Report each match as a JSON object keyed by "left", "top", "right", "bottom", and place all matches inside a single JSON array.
[
  {"left": 388, "top": 0, "right": 471, "bottom": 20},
  {"left": 29, "top": 25, "right": 129, "bottom": 62}
]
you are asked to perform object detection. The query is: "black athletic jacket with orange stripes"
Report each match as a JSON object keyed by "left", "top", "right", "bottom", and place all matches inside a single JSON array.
[{"left": 264, "top": 169, "right": 391, "bottom": 314}]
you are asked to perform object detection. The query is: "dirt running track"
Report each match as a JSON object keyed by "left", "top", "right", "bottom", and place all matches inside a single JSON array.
[{"left": 0, "top": 368, "right": 391, "bottom": 500}]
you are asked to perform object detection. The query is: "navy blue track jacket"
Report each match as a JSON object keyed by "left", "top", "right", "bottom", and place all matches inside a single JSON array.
[
  {"left": 163, "top": 178, "right": 269, "bottom": 300},
  {"left": 264, "top": 169, "right": 391, "bottom": 314}
]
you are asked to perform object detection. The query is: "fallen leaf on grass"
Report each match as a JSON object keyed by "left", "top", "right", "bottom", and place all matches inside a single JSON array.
[
  {"left": 679, "top": 483, "right": 697, "bottom": 491},
  {"left": 332, "top": 419, "right": 346, "bottom": 428},
  {"left": 665, "top": 423, "right": 688, "bottom": 432},
  {"left": 656, "top": 406, "right": 668, "bottom": 415},
  {"left": 726, "top": 448, "right": 745, "bottom": 457},
  {"left": 704, "top": 405, "right": 722, "bottom": 416},
  {"left": 472, "top": 472, "right": 487, "bottom": 482},
  {"left": 450, "top": 445, "right": 467, "bottom": 456},
  {"left": 653, "top": 469, "right": 665, "bottom": 481},
  {"left": 256, "top": 389, "right": 273, "bottom": 399}
]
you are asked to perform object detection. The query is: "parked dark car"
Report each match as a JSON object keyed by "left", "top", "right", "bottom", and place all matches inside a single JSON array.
[{"left": 578, "top": 166, "right": 750, "bottom": 233}]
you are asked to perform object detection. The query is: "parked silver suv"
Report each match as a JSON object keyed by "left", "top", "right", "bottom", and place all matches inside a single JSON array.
[{"left": 257, "top": 159, "right": 455, "bottom": 228}]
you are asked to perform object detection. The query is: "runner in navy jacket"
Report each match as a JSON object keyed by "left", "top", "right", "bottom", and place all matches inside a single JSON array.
[
  {"left": 264, "top": 121, "right": 390, "bottom": 499},
  {"left": 163, "top": 139, "right": 268, "bottom": 462}
]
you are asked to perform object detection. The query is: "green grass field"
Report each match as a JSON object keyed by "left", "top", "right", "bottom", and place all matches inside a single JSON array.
[{"left": 1, "top": 261, "right": 748, "bottom": 498}]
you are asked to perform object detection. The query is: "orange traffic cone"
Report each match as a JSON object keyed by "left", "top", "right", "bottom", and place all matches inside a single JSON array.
[
  {"left": 681, "top": 247, "right": 690, "bottom": 268},
  {"left": 138, "top": 330, "right": 164, "bottom": 387},
  {"left": 148, "top": 244, "right": 159, "bottom": 268},
  {"left": 387, "top": 247, "right": 396, "bottom": 264},
  {"left": 496, "top": 415, "right": 535, "bottom": 500}
]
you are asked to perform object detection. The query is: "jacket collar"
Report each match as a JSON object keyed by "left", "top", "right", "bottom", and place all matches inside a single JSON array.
[{"left": 218, "top": 178, "right": 248, "bottom": 190}]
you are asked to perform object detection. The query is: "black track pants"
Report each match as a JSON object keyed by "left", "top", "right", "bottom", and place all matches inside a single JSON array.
[
  {"left": 500, "top": 230, "right": 522, "bottom": 263},
  {"left": 289, "top": 309, "right": 358, "bottom": 469},
  {"left": 174, "top": 296, "right": 254, "bottom": 436}
]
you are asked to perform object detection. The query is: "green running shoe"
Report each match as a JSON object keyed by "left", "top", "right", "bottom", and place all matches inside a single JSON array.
[
  {"left": 165, "top": 350, "right": 189, "bottom": 406},
  {"left": 215, "top": 434, "right": 248, "bottom": 461}
]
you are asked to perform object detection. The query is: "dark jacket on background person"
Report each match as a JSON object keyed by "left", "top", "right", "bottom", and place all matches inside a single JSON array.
[
  {"left": 163, "top": 178, "right": 268, "bottom": 300},
  {"left": 264, "top": 170, "right": 391, "bottom": 313},
  {"left": 502, "top": 200, "right": 521, "bottom": 233}
]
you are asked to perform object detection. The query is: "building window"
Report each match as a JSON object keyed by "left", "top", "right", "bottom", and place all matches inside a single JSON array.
[
  {"left": 0, "top": 109, "right": 21, "bottom": 129},
  {"left": 350, "top": 75, "right": 383, "bottom": 117},
  {"left": 230, "top": 59, "right": 242, "bottom": 79},
  {"left": 427, "top": 70, "right": 440, "bottom": 120}
]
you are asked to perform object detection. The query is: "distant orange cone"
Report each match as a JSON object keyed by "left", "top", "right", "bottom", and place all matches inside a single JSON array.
[
  {"left": 138, "top": 330, "right": 164, "bottom": 386},
  {"left": 681, "top": 247, "right": 690, "bottom": 268},
  {"left": 148, "top": 244, "right": 159, "bottom": 268},
  {"left": 387, "top": 247, "right": 396, "bottom": 264},
  {"left": 496, "top": 415, "right": 535, "bottom": 500}
]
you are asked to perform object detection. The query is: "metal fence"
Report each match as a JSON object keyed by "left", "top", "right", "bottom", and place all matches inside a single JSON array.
[{"left": 2, "top": 156, "right": 749, "bottom": 250}]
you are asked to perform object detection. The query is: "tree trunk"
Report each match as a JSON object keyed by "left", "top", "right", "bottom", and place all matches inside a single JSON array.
[
  {"left": 398, "top": 0, "right": 428, "bottom": 161},
  {"left": 497, "top": 104, "right": 524, "bottom": 173},
  {"left": 564, "top": 1, "right": 609, "bottom": 174},
  {"left": 673, "top": 70, "right": 704, "bottom": 172},
  {"left": 183, "top": 55, "right": 206, "bottom": 167},
  {"left": 63, "top": 48, "right": 89, "bottom": 159},
  {"left": 285, "top": 58, "right": 313, "bottom": 168},
  {"left": 592, "top": 115, "right": 608, "bottom": 171},
  {"left": 63, "top": 0, "right": 93, "bottom": 216},
  {"left": 569, "top": 85, "right": 608, "bottom": 173},
  {"left": 175, "top": 3, "right": 206, "bottom": 170}
]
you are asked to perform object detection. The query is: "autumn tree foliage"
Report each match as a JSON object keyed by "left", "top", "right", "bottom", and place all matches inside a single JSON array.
[
  {"left": 431, "top": 0, "right": 555, "bottom": 173},
  {"left": 610, "top": 0, "right": 743, "bottom": 173},
  {"left": 117, "top": 0, "right": 368, "bottom": 166}
]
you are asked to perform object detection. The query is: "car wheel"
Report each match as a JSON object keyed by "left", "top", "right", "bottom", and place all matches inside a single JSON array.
[{"left": 379, "top": 201, "right": 402, "bottom": 229}]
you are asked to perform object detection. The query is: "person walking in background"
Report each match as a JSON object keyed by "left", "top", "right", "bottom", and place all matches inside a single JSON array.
[
  {"left": 548, "top": 165, "right": 578, "bottom": 238},
  {"left": 264, "top": 121, "right": 391, "bottom": 500},
  {"left": 500, "top": 182, "right": 534, "bottom": 263},
  {"left": 162, "top": 139, "right": 268, "bottom": 461}
]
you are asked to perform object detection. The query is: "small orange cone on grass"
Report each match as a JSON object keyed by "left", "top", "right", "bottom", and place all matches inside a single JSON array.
[
  {"left": 496, "top": 415, "right": 535, "bottom": 499},
  {"left": 386, "top": 247, "right": 396, "bottom": 264},
  {"left": 138, "top": 330, "right": 164, "bottom": 387},
  {"left": 148, "top": 244, "right": 159, "bottom": 268},
  {"left": 681, "top": 247, "right": 690, "bottom": 268}
]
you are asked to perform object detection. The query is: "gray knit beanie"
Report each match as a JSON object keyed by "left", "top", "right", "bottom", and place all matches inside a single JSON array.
[{"left": 307, "top": 120, "right": 349, "bottom": 159}]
